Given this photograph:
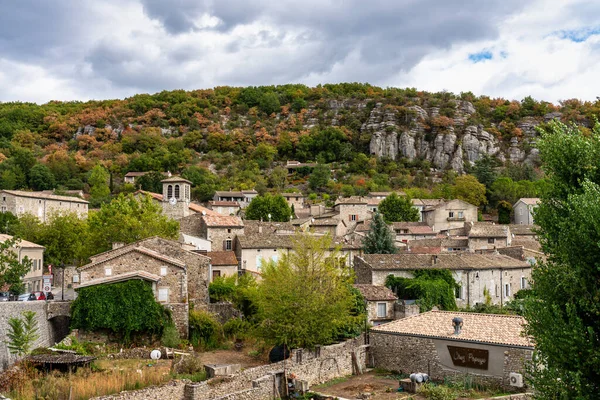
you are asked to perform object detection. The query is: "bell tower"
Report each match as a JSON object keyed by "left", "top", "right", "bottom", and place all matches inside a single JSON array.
[{"left": 161, "top": 176, "right": 192, "bottom": 220}]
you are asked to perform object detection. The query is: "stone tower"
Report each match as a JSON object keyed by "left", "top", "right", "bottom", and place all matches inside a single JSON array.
[{"left": 161, "top": 176, "right": 192, "bottom": 220}]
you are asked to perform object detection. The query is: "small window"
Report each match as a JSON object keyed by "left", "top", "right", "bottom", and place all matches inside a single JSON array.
[
  {"left": 504, "top": 283, "right": 511, "bottom": 297},
  {"left": 458, "top": 211, "right": 464, "bottom": 218},
  {"left": 2, "top": 196, "right": 5, "bottom": 201},
  {"left": 350, "top": 214, "right": 357, "bottom": 221},
  {"left": 455, "top": 285, "right": 462, "bottom": 299},
  {"left": 227, "top": 229, "right": 232, "bottom": 233},
  {"left": 449, "top": 211, "right": 454, "bottom": 218},
  {"left": 521, "top": 277, "right": 527, "bottom": 289},
  {"left": 488, "top": 238, "right": 495, "bottom": 244},
  {"left": 167, "top": 185, "right": 173, "bottom": 198},
  {"left": 72, "top": 275, "right": 79, "bottom": 283},
  {"left": 158, "top": 288, "right": 169, "bottom": 302},
  {"left": 33, "top": 259, "right": 37, "bottom": 270},
  {"left": 105, "top": 268, "right": 112, "bottom": 276},
  {"left": 212, "top": 270, "right": 221, "bottom": 280},
  {"left": 377, "top": 302, "right": 387, "bottom": 318},
  {"left": 225, "top": 239, "right": 232, "bottom": 250},
  {"left": 174, "top": 184, "right": 180, "bottom": 199},
  {"left": 160, "top": 267, "right": 168, "bottom": 276},
  {"left": 519, "top": 209, "right": 523, "bottom": 216}
]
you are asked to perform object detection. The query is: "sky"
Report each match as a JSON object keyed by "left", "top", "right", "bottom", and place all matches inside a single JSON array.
[{"left": 0, "top": 0, "right": 599, "bottom": 104}]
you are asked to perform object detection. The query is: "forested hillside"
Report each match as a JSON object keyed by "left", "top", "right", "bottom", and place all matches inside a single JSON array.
[{"left": 0, "top": 83, "right": 595, "bottom": 208}]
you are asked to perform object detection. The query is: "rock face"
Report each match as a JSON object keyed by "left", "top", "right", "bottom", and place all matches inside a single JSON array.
[{"left": 366, "top": 101, "right": 540, "bottom": 171}]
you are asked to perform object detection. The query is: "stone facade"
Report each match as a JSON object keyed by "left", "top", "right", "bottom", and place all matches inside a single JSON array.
[
  {"left": 0, "top": 190, "right": 88, "bottom": 222},
  {"left": 422, "top": 199, "right": 478, "bottom": 232},
  {"left": 165, "top": 303, "right": 189, "bottom": 337},
  {"left": 366, "top": 299, "right": 396, "bottom": 326},
  {"left": 161, "top": 178, "right": 192, "bottom": 221},
  {"left": 370, "top": 332, "right": 532, "bottom": 391},
  {"left": 334, "top": 202, "right": 369, "bottom": 223}
]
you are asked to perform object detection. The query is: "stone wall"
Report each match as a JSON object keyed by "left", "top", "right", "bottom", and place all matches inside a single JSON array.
[
  {"left": 394, "top": 301, "right": 420, "bottom": 319},
  {"left": 207, "top": 302, "right": 243, "bottom": 324},
  {"left": 92, "top": 380, "right": 187, "bottom": 400},
  {"left": 165, "top": 303, "right": 189, "bottom": 338},
  {"left": 353, "top": 256, "right": 373, "bottom": 284}
]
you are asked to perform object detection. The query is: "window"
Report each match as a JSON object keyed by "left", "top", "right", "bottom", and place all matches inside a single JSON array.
[
  {"left": 167, "top": 185, "right": 173, "bottom": 198},
  {"left": 160, "top": 267, "right": 168, "bottom": 276},
  {"left": 212, "top": 270, "right": 221, "bottom": 280},
  {"left": 449, "top": 211, "right": 454, "bottom": 218},
  {"left": 105, "top": 268, "right": 112, "bottom": 276},
  {"left": 521, "top": 277, "right": 527, "bottom": 289},
  {"left": 2, "top": 196, "right": 5, "bottom": 201},
  {"left": 488, "top": 238, "right": 495, "bottom": 244},
  {"left": 225, "top": 239, "right": 232, "bottom": 250},
  {"left": 504, "top": 283, "right": 511, "bottom": 297},
  {"left": 174, "top": 185, "right": 180, "bottom": 199},
  {"left": 350, "top": 214, "right": 357, "bottom": 221},
  {"left": 33, "top": 259, "right": 37, "bottom": 271},
  {"left": 227, "top": 229, "right": 231, "bottom": 233},
  {"left": 1, "top": 206, "right": 6, "bottom": 212},
  {"left": 519, "top": 209, "right": 523, "bottom": 216},
  {"left": 158, "top": 288, "right": 169, "bottom": 302},
  {"left": 377, "top": 302, "right": 387, "bottom": 318},
  {"left": 458, "top": 211, "right": 464, "bottom": 218},
  {"left": 455, "top": 284, "right": 463, "bottom": 299},
  {"left": 72, "top": 275, "right": 79, "bottom": 283}
]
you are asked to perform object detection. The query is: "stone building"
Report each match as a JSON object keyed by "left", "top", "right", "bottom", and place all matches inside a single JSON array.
[
  {"left": 213, "top": 190, "right": 258, "bottom": 209},
  {"left": 208, "top": 201, "right": 240, "bottom": 216},
  {"left": 333, "top": 197, "right": 369, "bottom": 223},
  {"left": 197, "top": 215, "right": 245, "bottom": 252},
  {"left": 422, "top": 199, "right": 478, "bottom": 232},
  {"left": 206, "top": 251, "right": 238, "bottom": 280},
  {"left": 370, "top": 311, "right": 533, "bottom": 390},
  {"left": 0, "top": 190, "right": 88, "bottom": 222},
  {"left": 160, "top": 176, "right": 192, "bottom": 220},
  {"left": 77, "top": 237, "right": 211, "bottom": 336},
  {"left": 281, "top": 193, "right": 306, "bottom": 210},
  {"left": 309, "top": 218, "right": 346, "bottom": 237},
  {"left": 407, "top": 238, "right": 469, "bottom": 253},
  {"left": 354, "top": 253, "right": 531, "bottom": 307},
  {"left": 393, "top": 222, "right": 437, "bottom": 243},
  {"left": 354, "top": 284, "right": 398, "bottom": 326},
  {"left": 411, "top": 199, "right": 445, "bottom": 222},
  {"left": 513, "top": 198, "right": 539, "bottom": 225},
  {"left": 0, "top": 234, "right": 44, "bottom": 293},
  {"left": 466, "top": 222, "right": 511, "bottom": 251}
]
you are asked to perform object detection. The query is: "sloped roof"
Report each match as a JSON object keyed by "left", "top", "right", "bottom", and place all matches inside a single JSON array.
[
  {"left": 334, "top": 196, "right": 368, "bottom": 206},
  {"left": 281, "top": 193, "right": 305, "bottom": 198},
  {"left": 1, "top": 190, "right": 88, "bottom": 203},
  {"left": 243, "top": 220, "right": 295, "bottom": 235},
  {"left": 358, "top": 253, "right": 529, "bottom": 270},
  {"left": 209, "top": 201, "right": 240, "bottom": 207},
  {"left": 80, "top": 246, "right": 186, "bottom": 271},
  {"left": 135, "top": 190, "right": 218, "bottom": 216},
  {"left": 77, "top": 270, "right": 162, "bottom": 289},
  {"left": 511, "top": 238, "right": 542, "bottom": 252},
  {"left": 408, "top": 238, "right": 468, "bottom": 249},
  {"left": 392, "top": 222, "right": 435, "bottom": 235},
  {"left": 411, "top": 198, "right": 445, "bottom": 207},
  {"left": 161, "top": 176, "right": 192, "bottom": 184},
  {"left": 354, "top": 284, "right": 398, "bottom": 301},
  {"left": 0, "top": 234, "right": 44, "bottom": 249},
  {"left": 310, "top": 218, "right": 341, "bottom": 226},
  {"left": 215, "top": 191, "right": 244, "bottom": 197},
  {"left": 207, "top": 251, "right": 238, "bottom": 266},
  {"left": 202, "top": 215, "right": 244, "bottom": 227},
  {"left": 124, "top": 171, "right": 149, "bottom": 177},
  {"left": 516, "top": 198, "right": 540, "bottom": 206},
  {"left": 467, "top": 223, "right": 509, "bottom": 238},
  {"left": 423, "top": 198, "right": 476, "bottom": 212},
  {"left": 371, "top": 310, "right": 533, "bottom": 348},
  {"left": 508, "top": 224, "right": 537, "bottom": 236}
]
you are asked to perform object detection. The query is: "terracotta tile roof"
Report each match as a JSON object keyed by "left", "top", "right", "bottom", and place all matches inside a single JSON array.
[
  {"left": 209, "top": 201, "right": 240, "bottom": 207},
  {"left": 516, "top": 198, "right": 540, "bottom": 206},
  {"left": 124, "top": 171, "right": 149, "bottom": 177},
  {"left": 467, "top": 223, "right": 509, "bottom": 238},
  {"left": 508, "top": 225, "right": 537, "bottom": 236},
  {"left": 237, "top": 233, "right": 360, "bottom": 250},
  {"left": 310, "top": 218, "right": 341, "bottom": 226},
  {"left": 77, "top": 270, "right": 162, "bottom": 289},
  {"left": 80, "top": 246, "right": 186, "bottom": 270},
  {"left": 354, "top": 284, "right": 398, "bottom": 301},
  {"left": 411, "top": 198, "right": 445, "bottom": 207},
  {"left": 207, "top": 251, "right": 238, "bottom": 266},
  {"left": 511, "top": 238, "right": 542, "bottom": 252},
  {"left": 358, "top": 252, "right": 529, "bottom": 271},
  {"left": 161, "top": 176, "right": 192, "bottom": 184},
  {"left": 215, "top": 190, "right": 244, "bottom": 197},
  {"left": 243, "top": 220, "right": 295, "bottom": 235},
  {"left": 334, "top": 196, "right": 368, "bottom": 206},
  {"left": 371, "top": 310, "right": 533, "bottom": 348},
  {"left": 1, "top": 189, "right": 88, "bottom": 203},
  {"left": 408, "top": 238, "right": 468, "bottom": 249},
  {"left": 202, "top": 215, "right": 244, "bottom": 227},
  {"left": 393, "top": 222, "right": 435, "bottom": 235},
  {"left": 0, "top": 234, "right": 45, "bottom": 249}
]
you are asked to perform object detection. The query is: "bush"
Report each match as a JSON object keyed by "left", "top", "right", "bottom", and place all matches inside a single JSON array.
[
  {"left": 222, "top": 319, "right": 251, "bottom": 340},
  {"left": 417, "top": 383, "right": 457, "bottom": 400},
  {"left": 189, "top": 310, "right": 222, "bottom": 349},
  {"left": 161, "top": 324, "right": 181, "bottom": 348},
  {"left": 208, "top": 276, "right": 236, "bottom": 302},
  {"left": 174, "top": 356, "right": 205, "bottom": 375}
]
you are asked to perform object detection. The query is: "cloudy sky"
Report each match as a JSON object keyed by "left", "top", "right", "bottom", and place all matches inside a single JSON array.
[{"left": 0, "top": 0, "right": 599, "bottom": 104}]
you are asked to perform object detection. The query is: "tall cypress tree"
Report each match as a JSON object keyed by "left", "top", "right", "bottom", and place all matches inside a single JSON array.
[{"left": 362, "top": 212, "right": 396, "bottom": 254}]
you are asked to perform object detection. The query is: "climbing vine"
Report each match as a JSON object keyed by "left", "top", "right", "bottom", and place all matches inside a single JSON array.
[{"left": 385, "top": 269, "right": 458, "bottom": 312}]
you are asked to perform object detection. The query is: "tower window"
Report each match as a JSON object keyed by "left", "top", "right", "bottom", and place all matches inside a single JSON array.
[
  {"left": 167, "top": 185, "right": 173, "bottom": 198},
  {"left": 174, "top": 185, "right": 180, "bottom": 199}
]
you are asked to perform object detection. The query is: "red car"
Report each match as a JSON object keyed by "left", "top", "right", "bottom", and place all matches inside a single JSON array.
[{"left": 28, "top": 291, "right": 46, "bottom": 301}]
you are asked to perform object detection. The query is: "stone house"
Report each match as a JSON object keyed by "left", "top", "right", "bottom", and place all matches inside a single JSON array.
[
  {"left": 370, "top": 311, "right": 533, "bottom": 390},
  {"left": 513, "top": 198, "right": 540, "bottom": 225},
  {"left": 208, "top": 201, "right": 240, "bottom": 216},
  {"left": 333, "top": 197, "right": 369, "bottom": 223},
  {"left": 179, "top": 214, "right": 244, "bottom": 252},
  {"left": 0, "top": 190, "right": 88, "bottom": 222},
  {"left": 281, "top": 193, "right": 306, "bottom": 210},
  {"left": 124, "top": 171, "right": 149, "bottom": 184},
  {"left": 206, "top": 251, "right": 238, "bottom": 280},
  {"left": 393, "top": 222, "right": 437, "bottom": 243},
  {"left": 213, "top": 190, "right": 258, "bottom": 209},
  {"left": 354, "top": 253, "right": 531, "bottom": 307},
  {"left": 466, "top": 222, "right": 511, "bottom": 251},
  {"left": 135, "top": 190, "right": 217, "bottom": 220},
  {"left": 77, "top": 237, "right": 211, "bottom": 336},
  {"left": 411, "top": 198, "right": 445, "bottom": 222},
  {"left": 407, "top": 238, "right": 469, "bottom": 253},
  {"left": 309, "top": 218, "right": 346, "bottom": 237},
  {"left": 354, "top": 284, "right": 398, "bottom": 326},
  {"left": 0, "top": 234, "right": 44, "bottom": 293},
  {"left": 422, "top": 199, "right": 478, "bottom": 232}
]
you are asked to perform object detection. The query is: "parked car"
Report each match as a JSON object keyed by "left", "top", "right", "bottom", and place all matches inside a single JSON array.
[
  {"left": 18, "top": 293, "right": 31, "bottom": 301},
  {"left": 28, "top": 291, "right": 46, "bottom": 301},
  {"left": 45, "top": 292, "right": 54, "bottom": 300},
  {"left": 0, "top": 292, "right": 9, "bottom": 302}
]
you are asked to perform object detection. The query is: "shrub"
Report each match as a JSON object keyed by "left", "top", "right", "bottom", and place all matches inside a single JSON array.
[
  {"left": 161, "top": 324, "right": 181, "bottom": 348},
  {"left": 417, "top": 383, "right": 457, "bottom": 400},
  {"left": 208, "top": 276, "right": 236, "bottom": 302},
  {"left": 7, "top": 311, "right": 39, "bottom": 356},
  {"left": 174, "top": 355, "right": 205, "bottom": 375},
  {"left": 189, "top": 310, "right": 222, "bottom": 349},
  {"left": 223, "top": 318, "right": 251, "bottom": 340}
]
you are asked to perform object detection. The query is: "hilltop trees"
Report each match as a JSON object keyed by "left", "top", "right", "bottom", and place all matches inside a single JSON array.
[{"left": 523, "top": 121, "right": 600, "bottom": 397}]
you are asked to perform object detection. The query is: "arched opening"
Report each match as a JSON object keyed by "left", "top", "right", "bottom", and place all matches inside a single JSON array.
[
  {"left": 167, "top": 185, "right": 173, "bottom": 198},
  {"left": 49, "top": 316, "right": 71, "bottom": 344},
  {"left": 174, "top": 185, "right": 180, "bottom": 199}
]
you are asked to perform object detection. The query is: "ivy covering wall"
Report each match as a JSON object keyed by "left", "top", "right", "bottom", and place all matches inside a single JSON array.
[{"left": 385, "top": 269, "right": 458, "bottom": 312}]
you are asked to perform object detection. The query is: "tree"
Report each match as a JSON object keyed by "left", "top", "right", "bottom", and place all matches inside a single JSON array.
[
  {"left": 497, "top": 201, "right": 512, "bottom": 224},
  {"left": 29, "top": 164, "right": 56, "bottom": 191},
  {"left": 363, "top": 212, "right": 396, "bottom": 254},
  {"left": 7, "top": 311, "right": 39, "bottom": 357},
  {"left": 308, "top": 164, "right": 331, "bottom": 192},
  {"left": 256, "top": 234, "right": 363, "bottom": 349},
  {"left": 85, "top": 193, "right": 179, "bottom": 258},
  {"left": 182, "top": 166, "right": 219, "bottom": 202},
  {"left": 0, "top": 237, "right": 33, "bottom": 295},
  {"left": 0, "top": 212, "right": 19, "bottom": 235},
  {"left": 245, "top": 194, "right": 292, "bottom": 222},
  {"left": 378, "top": 193, "right": 419, "bottom": 223},
  {"left": 473, "top": 155, "right": 498, "bottom": 191},
  {"left": 268, "top": 167, "right": 288, "bottom": 190},
  {"left": 259, "top": 92, "right": 281, "bottom": 115},
  {"left": 453, "top": 175, "right": 487, "bottom": 207},
  {"left": 38, "top": 211, "right": 88, "bottom": 267},
  {"left": 88, "top": 164, "right": 111, "bottom": 206},
  {"left": 522, "top": 121, "right": 600, "bottom": 397},
  {"left": 136, "top": 171, "right": 164, "bottom": 193}
]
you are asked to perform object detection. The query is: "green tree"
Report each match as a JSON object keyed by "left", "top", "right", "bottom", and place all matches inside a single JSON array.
[
  {"left": 182, "top": 166, "right": 219, "bottom": 202},
  {"left": 0, "top": 212, "right": 19, "bottom": 235},
  {"left": 29, "top": 164, "right": 56, "bottom": 191},
  {"left": 256, "top": 234, "right": 363, "bottom": 349},
  {"left": 308, "top": 164, "right": 331, "bottom": 192},
  {"left": 7, "top": 311, "right": 39, "bottom": 357},
  {"left": 378, "top": 193, "right": 419, "bottom": 223},
  {"left": 88, "top": 164, "right": 111, "bottom": 206},
  {"left": 473, "top": 155, "right": 498, "bottom": 191},
  {"left": 453, "top": 175, "right": 487, "bottom": 207},
  {"left": 136, "top": 171, "right": 164, "bottom": 193},
  {"left": 0, "top": 237, "right": 33, "bottom": 295},
  {"left": 497, "top": 200, "right": 512, "bottom": 224},
  {"left": 522, "top": 121, "right": 600, "bottom": 397},
  {"left": 363, "top": 212, "right": 396, "bottom": 254},
  {"left": 38, "top": 211, "right": 88, "bottom": 267},
  {"left": 268, "top": 167, "right": 288, "bottom": 190},
  {"left": 259, "top": 92, "right": 281, "bottom": 115},
  {"left": 245, "top": 194, "right": 292, "bottom": 222},
  {"left": 85, "top": 193, "right": 179, "bottom": 258}
]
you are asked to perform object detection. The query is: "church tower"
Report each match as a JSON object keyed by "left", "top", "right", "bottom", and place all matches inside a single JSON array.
[{"left": 161, "top": 176, "right": 192, "bottom": 220}]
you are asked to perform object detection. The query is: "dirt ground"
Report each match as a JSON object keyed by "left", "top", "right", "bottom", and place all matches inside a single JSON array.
[
  {"left": 194, "top": 349, "right": 266, "bottom": 368},
  {"left": 313, "top": 371, "right": 418, "bottom": 400}
]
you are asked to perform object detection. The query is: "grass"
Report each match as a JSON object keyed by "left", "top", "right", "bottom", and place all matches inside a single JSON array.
[{"left": 313, "top": 375, "right": 351, "bottom": 389}]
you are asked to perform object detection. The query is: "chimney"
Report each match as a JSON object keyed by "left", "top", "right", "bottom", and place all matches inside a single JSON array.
[
  {"left": 452, "top": 317, "right": 463, "bottom": 335},
  {"left": 112, "top": 242, "right": 125, "bottom": 250}
]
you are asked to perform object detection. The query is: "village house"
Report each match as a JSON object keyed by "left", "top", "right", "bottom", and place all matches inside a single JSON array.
[
  {"left": 333, "top": 197, "right": 370, "bottom": 223},
  {"left": 411, "top": 199, "right": 445, "bottom": 222},
  {"left": 354, "top": 284, "right": 398, "bottom": 326},
  {"left": 124, "top": 171, "right": 149, "bottom": 184},
  {"left": 213, "top": 190, "right": 258, "bottom": 209},
  {"left": 370, "top": 311, "right": 533, "bottom": 390},
  {"left": 179, "top": 213, "right": 244, "bottom": 252},
  {"left": 281, "top": 193, "right": 306, "bottom": 210},
  {"left": 0, "top": 234, "right": 44, "bottom": 293},
  {"left": 354, "top": 253, "right": 531, "bottom": 307},
  {"left": 77, "top": 237, "right": 211, "bottom": 336},
  {"left": 422, "top": 199, "right": 478, "bottom": 232},
  {"left": 393, "top": 222, "right": 437, "bottom": 243},
  {"left": 206, "top": 251, "right": 238, "bottom": 280},
  {"left": 208, "top": 201, "right": 240, "bottom": 216},
  {"left": 285, "top": 160, "right": 317, "bottom": 174},
  {"left": 309, "top": 218, "right": 346, "bottom": 237},
  {"left": 466, "top": 223, "right": 511, "bottom": 251},
  {"left": 513, "top": 198, "right": 540, "bottom": 225},
  {"left": 407, "top": 238, "right": 469, "bottom": 253},
  {"left": 0, "top": 190, "right": 88, "bottom": 222}
]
